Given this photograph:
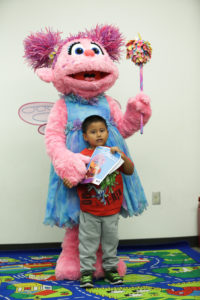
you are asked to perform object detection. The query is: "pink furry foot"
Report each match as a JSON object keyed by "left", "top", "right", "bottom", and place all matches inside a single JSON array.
[
  {"left": 55, "top": 251, "right": 81, "bottom": 280},
  {"left": 55, "top": 226, "right": 81, "bottom": 280}
]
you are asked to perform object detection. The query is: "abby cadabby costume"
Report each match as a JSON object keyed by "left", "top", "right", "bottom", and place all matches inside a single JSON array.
[
  {"left": 23, "top": 25, "right": 152, "bottom": 280},
  {"left": 45, "top": 93, "right": 148, "bottom": 227}
]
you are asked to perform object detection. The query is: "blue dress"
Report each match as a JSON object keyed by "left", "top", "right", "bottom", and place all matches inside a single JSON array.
[{"left": 44, "top": 94, "right": 148, "bottom": 228}]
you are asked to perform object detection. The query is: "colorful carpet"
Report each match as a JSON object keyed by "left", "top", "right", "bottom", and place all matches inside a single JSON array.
[{"left": 0, "top": 242, "right": 200, "bottom": 299}]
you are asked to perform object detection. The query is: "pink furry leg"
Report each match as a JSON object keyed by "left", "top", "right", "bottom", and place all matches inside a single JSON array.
[
  {"left": 55, "top": 225, "right": 81, "bottom": 280},
  {"left": 93, "top": 246, "right": 104, "bottom": 279},
  {"left": 117, "top": 258, "right": 127, "bottom": 276},
  {"left": 93, "top": 246, "right": 127, "bottom": 279}
]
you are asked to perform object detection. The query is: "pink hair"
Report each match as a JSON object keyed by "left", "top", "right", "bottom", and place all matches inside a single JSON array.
[
  {"left": 24, "top": 25, "right": 124, "bottom": 69},
  {"left": 24, "top": 28, "right": 62, "bottom": 70}
]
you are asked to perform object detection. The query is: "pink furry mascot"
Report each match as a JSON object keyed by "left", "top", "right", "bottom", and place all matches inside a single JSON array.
[{"left": 23, "top": 25, "right": 151, "bottom": 280}]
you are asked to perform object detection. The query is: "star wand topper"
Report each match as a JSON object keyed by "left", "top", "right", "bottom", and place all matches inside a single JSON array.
[{"left": 126, "top": 34, "right": 152, "bottom": 134}]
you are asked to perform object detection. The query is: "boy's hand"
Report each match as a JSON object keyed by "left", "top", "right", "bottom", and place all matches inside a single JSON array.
[
  {"left": 110, "top": 147, "right": 124, "bottom": 159},
  {"left": 110, "top": 146, "right": 134, "bottom": 175},
  {"left": 63, "top": 178, "right": 74, "bottom": 188}
]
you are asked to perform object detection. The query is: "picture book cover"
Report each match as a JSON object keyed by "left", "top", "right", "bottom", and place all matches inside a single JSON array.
[{"left": 81, "top": 146, "right": 124, "bottom": 185}]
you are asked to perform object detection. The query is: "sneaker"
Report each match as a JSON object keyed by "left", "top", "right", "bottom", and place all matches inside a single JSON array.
[
  {"left": 80, "top": 272, "right": 94, "bottom": 288},
  {"left": 104, "top": 269, "right": 123, "bottom": 285}
]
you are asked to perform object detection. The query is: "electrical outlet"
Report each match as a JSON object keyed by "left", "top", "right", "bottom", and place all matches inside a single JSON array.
[{"left": 152, "top": 192, "right": 161, "bottom": 205}]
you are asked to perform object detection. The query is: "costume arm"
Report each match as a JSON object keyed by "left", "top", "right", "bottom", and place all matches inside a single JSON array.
[
  {"left": 106, "top": 92, "right": 151, "bottom": 138},
  {"left": 45, "top": 98, "right": 90, "bottom": 184}
]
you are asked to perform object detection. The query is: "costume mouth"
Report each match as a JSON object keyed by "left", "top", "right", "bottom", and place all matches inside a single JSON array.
[{"left": 68, "top": 71, "right": 109, "bottom": 82}]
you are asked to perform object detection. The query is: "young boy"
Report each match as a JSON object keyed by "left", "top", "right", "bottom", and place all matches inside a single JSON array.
[{"left": 63, "top": 115, "right": 134, "bottom": 288}]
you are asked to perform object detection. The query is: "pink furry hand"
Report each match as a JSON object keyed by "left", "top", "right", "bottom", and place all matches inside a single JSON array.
[
  {"left": 128, "top": 92, "right": 151, "bottom": 123},
  {"left": 56, "top": 153, "right": 90, "bottom": 185}
]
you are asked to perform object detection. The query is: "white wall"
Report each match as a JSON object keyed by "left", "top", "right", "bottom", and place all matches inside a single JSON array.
[{"left": 0, "top": 0, "right": 199, "bottom": 244}]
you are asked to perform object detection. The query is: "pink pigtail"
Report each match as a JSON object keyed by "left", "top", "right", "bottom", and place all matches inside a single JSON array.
[
  {"left": 23, "top": 28, "right": 62, "bottom": 70},
  {"left": 87, "top": 24, "right": 125, "bottom": 61}
]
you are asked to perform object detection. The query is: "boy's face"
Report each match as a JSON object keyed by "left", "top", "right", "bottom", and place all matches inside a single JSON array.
[{"left": 83, "top": 121, "right": 108, "bottom": 149}]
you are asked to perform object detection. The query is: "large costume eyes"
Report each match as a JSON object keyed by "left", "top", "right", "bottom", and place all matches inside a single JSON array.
[
  {"left": 68, "top": 42, "right": 84, "bottom": 55},
  {"left": 90, "top": 42, "right": 104, "bottom": 55},
  {"left": 68, "top": 41, "right": 104, "bottom": 56}
]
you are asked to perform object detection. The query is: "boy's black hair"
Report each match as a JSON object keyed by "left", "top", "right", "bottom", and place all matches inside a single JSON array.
[{"left": 82, "top": 115, "right": 107, "bottom": 133}]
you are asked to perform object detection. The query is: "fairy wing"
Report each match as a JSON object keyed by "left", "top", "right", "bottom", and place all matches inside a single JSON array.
[{"left": 18, "top": 102, "right": 54, "bottom": 135}]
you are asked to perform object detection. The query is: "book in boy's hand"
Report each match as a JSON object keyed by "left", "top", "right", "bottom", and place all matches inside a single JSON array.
[{"left": 81, "top": 146, "right": 124, "bottom": 185}]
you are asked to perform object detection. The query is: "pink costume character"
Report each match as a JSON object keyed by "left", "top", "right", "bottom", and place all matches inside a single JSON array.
[{"left": 23, "top": 25, "right": 151, "bottom": 280}]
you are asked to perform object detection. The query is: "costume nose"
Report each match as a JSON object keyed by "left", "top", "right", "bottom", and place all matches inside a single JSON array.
[{"left": 84, "top": 49, "right": 95, "bottom": 57}]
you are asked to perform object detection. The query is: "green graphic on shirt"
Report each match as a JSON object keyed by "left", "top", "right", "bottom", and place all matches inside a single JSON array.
[
  {"left": 101, "top": 171, "right": 119, "bottom": 196},
  {"left": 87, "top": 171, "right": 119, "bottom": 205}
]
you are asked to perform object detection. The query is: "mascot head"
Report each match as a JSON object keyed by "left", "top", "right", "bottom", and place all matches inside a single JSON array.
[{"left": 24, "top": 25, "right": 124, "bottom": 98}]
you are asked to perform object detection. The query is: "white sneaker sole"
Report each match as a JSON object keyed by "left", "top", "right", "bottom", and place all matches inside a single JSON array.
[
  {"left": 80, "top": 282, "right": 94, "bottom": 288},
  {"left": 104, "top": 278, "right": 123, "bottom": 285}
]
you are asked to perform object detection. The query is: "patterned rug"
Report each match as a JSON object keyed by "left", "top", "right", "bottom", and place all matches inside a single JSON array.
[{"left": 0, "top": 242, "right": 200, "bottom": 299}]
